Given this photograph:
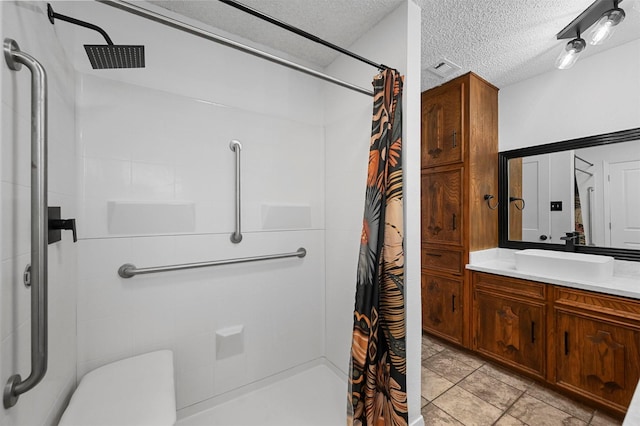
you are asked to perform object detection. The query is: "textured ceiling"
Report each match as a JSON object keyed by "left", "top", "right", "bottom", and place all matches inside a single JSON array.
[
  {"left": 148, "top": 0, "right": 404, "bottom": 68},
  {"left": 149, "top": 0, "right": 640, "bottom": 91},
  {"left": 418, "top": 0, "right": 640, "bottom": 89}
]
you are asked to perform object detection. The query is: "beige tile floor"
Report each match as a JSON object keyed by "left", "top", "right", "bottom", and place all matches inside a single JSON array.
[{"left": 421, "top": 333, "right": 623, "bottom": 426}]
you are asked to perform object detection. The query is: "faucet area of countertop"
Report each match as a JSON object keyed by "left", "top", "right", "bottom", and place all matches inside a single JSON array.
[{"left": 467, "top": 248, "right": 640, "bottom": 300}]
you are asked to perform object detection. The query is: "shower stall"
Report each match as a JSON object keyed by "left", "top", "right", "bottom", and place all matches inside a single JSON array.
[{"left": 0, "top": 1, "right": 422, "bottom": 425}]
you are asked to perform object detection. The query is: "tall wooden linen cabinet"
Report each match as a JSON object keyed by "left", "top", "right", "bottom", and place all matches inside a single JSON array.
[{"left": 421, "top": 72, "right": 499, "bottom": 347}]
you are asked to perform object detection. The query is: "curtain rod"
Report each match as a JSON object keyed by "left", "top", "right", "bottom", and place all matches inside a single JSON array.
[
  {"left": 96, "top": 0, "right": 374, "bottom": 97},
  {"left": 217, "top": 0, "right": 389, "bottom": 71},
  {"left": 574, "top": 154, "right": 594, "bottom": 167}
]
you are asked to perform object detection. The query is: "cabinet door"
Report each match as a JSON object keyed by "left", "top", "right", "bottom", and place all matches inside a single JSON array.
[
  {"left": 421, "top": 84, "right": 463, "bottom": 168},
  {"left": 422, "top": 273, "right": 463, "bottom": 344},
  {"left": 556, "top": 312, "right": 640, "bottom": 411},
  {"left": 474, "top": 292, "right": 545, "bottom": 378},
  {"left": 422, "top": 168, "right": 463, "bottom": 246}
]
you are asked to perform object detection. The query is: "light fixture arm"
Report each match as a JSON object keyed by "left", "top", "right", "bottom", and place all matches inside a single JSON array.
[{"left": 556, "top": 0, "right": 624, "bottom": 40}]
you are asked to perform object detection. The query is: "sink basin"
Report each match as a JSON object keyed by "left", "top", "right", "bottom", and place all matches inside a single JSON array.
[{"left": 513, "top": 249, "right": 614, "bottom": 282}]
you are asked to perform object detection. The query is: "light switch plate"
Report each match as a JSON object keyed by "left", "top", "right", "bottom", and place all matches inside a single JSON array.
[{"left": 550, "top": 201, "right": 563, "bottom": 211}]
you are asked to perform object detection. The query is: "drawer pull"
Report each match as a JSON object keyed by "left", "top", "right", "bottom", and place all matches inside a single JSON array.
[
  {"left": 452, "top": 214, "right": 457, "bottom": 230},
  {"left": 531, "top": 321, "right": 535, "bottom": 343},
  {"left": 452, "top": 130, "right": 457, "bottom": 148},
  {"left": 426, "top": 253, "right": 442, "bottom": 257},
  {"left": 564, "top": 331, "right": 569, "bottom": 355},
  {"left": 451, "top": 294, "right": 456, "bottom": 312}
]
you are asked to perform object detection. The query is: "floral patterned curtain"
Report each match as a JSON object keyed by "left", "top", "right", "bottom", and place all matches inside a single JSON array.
[{"left": 348, "top": 69, "right": 407, "bottom": 426}]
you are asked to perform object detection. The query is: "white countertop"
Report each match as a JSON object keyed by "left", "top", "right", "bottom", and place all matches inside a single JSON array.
[
  {"left": 467, "top": 248, "right": 640, "bottom": 300},
  {"left": 467, "top": 248, "right": 640, "bottom": 424}
]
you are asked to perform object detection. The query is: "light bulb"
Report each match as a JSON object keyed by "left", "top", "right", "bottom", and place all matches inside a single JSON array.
[
  {"left": 589, "top": 8, "right": 625, "bottom": 45},
  {"left": 555, "top": 38, "right": 586, "bottom": 70}
]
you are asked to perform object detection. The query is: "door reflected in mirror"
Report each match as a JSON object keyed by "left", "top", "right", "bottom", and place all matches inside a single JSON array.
[{"left": 507, "top": 139, "right": 640, "bottom": 250}]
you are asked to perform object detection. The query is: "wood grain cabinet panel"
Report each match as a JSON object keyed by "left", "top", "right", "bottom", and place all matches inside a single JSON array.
[
  {"left": 421, "top": 83, "right": 463, "bottom": 168},
  {"left": 556, "top": 311, "right": 640, "bottom": 412},
  {"left": 421, "top": 168, "right": 463, "bottom": 246},
  {"left": 467, "top": 271, "right": 640, "bottom": 419},
  {"left": 422, "top": 273, "right": 463, "bottom": 344},
  {"left": 421, "top": 247, "right": 463, "bottom": 276},
  {"left": 421, "top": 73, "right": 498, "bottom": 348},
  {"left": 474, "top": 291, "right": 545, "bottom": 378}
]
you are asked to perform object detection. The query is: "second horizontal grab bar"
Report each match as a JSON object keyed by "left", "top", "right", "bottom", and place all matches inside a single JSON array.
[{"left": 118, "top": 247, "right": 307, "bottom": 278}]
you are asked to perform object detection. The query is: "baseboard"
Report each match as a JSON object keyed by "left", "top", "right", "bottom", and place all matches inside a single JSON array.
[{"left": 410, "top": 414, "right": 425, "bottom": 426}]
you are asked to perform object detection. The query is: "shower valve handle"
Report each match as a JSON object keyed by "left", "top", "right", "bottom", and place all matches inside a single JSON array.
[{"left": 49, "top": 218, "right": 77, "bottom": 242}]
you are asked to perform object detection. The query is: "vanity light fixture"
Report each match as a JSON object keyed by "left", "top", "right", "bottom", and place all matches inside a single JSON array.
[
  {"left": 589, "top": 1, "right": 626, "bottom": 45},
  {"left": 555, "top": 0, "right": 626, "bottom": 70},
  {"left": 555, "top": 36, "right": 586, "bottom": 69}
]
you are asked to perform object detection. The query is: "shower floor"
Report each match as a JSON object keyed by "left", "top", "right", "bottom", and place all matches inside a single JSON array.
[{"left": 176, "top": 364, "right": 346, "bottom": 425}]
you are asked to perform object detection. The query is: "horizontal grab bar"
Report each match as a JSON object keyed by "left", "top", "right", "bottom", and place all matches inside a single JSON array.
[{"left": 118, "top": 247, "right": 307, "bottom": 278}]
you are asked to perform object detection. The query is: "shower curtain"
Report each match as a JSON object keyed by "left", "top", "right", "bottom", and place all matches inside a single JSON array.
[
  {"left": 574, "top": 178, "right": 586, "bottom": 245},
  {"left": 348, "top": 69, "right": 407, "bottom": 426}
]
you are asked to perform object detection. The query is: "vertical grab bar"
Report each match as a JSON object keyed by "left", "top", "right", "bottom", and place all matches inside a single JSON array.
[
  {"left": 3, "top": 39, "right": 49, "bottom": 409},
  {"left": 229, "top": 140, "right": 242, "bottom": 243}
]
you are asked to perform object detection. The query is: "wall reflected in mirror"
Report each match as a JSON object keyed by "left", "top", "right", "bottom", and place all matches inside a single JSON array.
[{"left": 508, "top": 139, "right": 640, "bottom": 249}]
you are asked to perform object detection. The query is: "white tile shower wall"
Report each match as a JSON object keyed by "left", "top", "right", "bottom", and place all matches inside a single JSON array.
[
  {"left": 0, "top": 1, "right": 77, "bottom": 425},
  {"left": 499, "top": 38, "right": 640, "bottom": 151},
  {"left": 77, "top": 75, "right": 324, "bottom": 239},
  {"left": 66, "top": 0, "right": 327, "bottom": 412},
  {"left": 76, "top": 231, "right": 325, "bottom": 409},
  {"left": 324, "top": 1, "right": 423, "bottom": 424}
]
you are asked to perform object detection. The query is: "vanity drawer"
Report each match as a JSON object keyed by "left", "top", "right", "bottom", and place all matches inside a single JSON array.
[
  {"left": 555, "top": 287, "right": 640, "bottom": 323},
  {"left": 422, "top": 248, "right": 463, "bottom": 275},
  {"left": 473, "top": 272, "right": 546, "bottom": 300}
]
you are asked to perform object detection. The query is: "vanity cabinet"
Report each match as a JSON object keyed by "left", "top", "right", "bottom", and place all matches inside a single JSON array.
[
  {"left": 472, "top": 272, "right": 546, "bottom": 379},
  {"left": 554, "top": 287, "right": 640, "bottom": 414},
  {"left": 467, "top": 270, "right": 640, "bottom": 419},
  {"left": 421, "top": 72, "right": 499, "bottom": 347}
]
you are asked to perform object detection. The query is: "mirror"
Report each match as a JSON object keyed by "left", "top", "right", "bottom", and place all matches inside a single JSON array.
[{"left": 498, "top": 127, "right": 640, "bottom": 261}]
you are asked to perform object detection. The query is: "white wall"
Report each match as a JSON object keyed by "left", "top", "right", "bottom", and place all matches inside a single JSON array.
[
  {"left": 500, "top": 39, "right": 640, "bottom": 151},
  {"left": 324, "top": 1, "right": 423, "bottom": 424},
  {"left": 0, "top": 1, "right": 77, "bottom": 425},
  {"left": 56, "top": 0, "right": 328, "bottom": 412}
]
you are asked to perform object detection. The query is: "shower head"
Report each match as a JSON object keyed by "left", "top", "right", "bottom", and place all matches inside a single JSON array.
[
  {"left": 47, "top": 3, "right": 145, "bottom": 69},
  {"left": 84, "top": 45, "right": 145, "bottom": 69}
]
